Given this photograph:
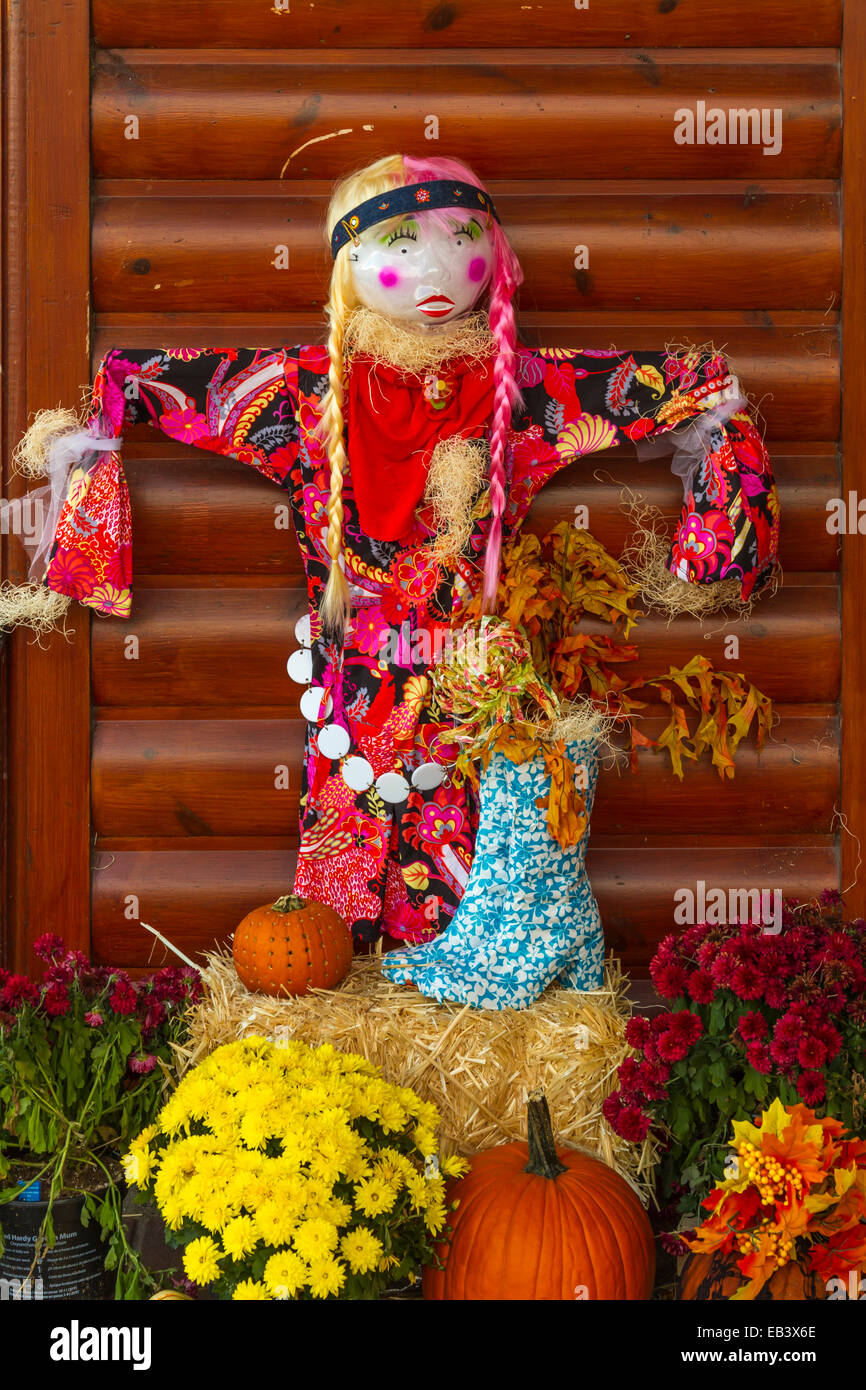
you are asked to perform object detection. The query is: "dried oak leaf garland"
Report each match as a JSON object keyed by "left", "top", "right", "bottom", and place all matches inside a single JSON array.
[{"left": 455, "top": 521, "right": 773, "bottom": 783}]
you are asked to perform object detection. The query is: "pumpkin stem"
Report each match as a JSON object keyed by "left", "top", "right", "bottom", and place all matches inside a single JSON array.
[
  {"left": 524, "top": 1089, "right": 568, "bottom": 1180},
  {"left": 271, "top": 894, "right": 307, "bottom": 913}
]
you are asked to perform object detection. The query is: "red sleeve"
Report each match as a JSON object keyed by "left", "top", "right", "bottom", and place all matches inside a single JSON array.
[
  {"left": 42, "top": 348, "right": 299, "bottom": 617},
  {"left": 504, "top": 346, "right": 779, "bottom": 600}
]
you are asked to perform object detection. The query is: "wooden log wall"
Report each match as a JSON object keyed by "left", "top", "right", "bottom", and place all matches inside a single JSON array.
[{"left": 78, "top": 3, "right": 842, "bottom": 973}]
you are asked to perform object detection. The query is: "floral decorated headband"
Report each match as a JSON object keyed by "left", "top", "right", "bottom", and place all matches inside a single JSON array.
[{"left": 330, "top": 179, "right": 501, "bottom": 259}]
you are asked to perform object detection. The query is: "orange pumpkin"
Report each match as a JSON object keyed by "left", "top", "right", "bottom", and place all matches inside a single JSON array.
[
  {"left": 232, "top": 893, "right": 353, "bottom": 997},
  {"left": 423, "top": 1092, "right": 655, "bottom": 1301},
  {"left": 679, "top": 1251, "right": 846, "bottom": 1301}
]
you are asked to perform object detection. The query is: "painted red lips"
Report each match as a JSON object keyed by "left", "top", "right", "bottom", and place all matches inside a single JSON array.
[{"left": 417, "top": 294, "right": 455, "bottom": 318}]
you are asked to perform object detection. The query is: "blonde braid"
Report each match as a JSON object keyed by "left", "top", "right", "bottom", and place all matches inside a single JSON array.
[
  {"left": 316, "top": 156, "right": 407, "bottom": 639},
  {"left": 318, "top": 293, "right": 352, "bottom": 637}
]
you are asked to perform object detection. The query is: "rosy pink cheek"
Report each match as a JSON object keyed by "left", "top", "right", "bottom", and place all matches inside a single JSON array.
[
  {"left": 378, "top": 268, "right": 400, "bottom": 289},
  {"left": 467, "top": 256, "right": 488, "bottom": 284}
]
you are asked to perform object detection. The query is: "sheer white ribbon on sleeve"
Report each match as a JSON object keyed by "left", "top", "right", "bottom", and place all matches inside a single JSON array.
[
  {"left": 633, "top": 378, "right": 749, "bottom": 497},
  {"left": 25, "top": 429, "right": 122, "bottom": 581}
]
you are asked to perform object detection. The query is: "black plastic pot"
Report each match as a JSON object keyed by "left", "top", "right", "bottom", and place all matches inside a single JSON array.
[{"left": 0, "top": 1183, "right": 111, "bottom": 1300}]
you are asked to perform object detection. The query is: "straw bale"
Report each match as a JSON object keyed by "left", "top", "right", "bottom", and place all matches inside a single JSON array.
[{"left": 180, "top": 950, "right": 659, "bottom": 1204}]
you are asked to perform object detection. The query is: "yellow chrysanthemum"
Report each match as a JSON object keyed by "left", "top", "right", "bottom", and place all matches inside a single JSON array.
[
  {"left": 263, "top": 1249, "right": 308, "bottom": 1300},
  {"left": 232, "top": 1279, "right": 271, "bottom": 1301},
  {"left": 378, "top": 1100, "right": 408, "bottom": 1133},
  {"left": 121, "top": 1147, "right": 155, "bottom": 1186},
  {"left": 342, "top": 1153, "right": 373, "bottom": 1182},
  {"left": 160, "top": 1192, "right": 187, "bottom": 1232},
  {"left": 354, "top": 1177, "right": 398, "bottom": 1218},
  {"left": 239, "top": 1110, "right": 272, "bottom": 1151},
  {"left": 372, "top": 1156, "right": 407, "bottom": 1191},
  {"left": 255, "top": 1200, "right": 299, "bottom": 1248},
  {"left": 306, "top": 1196, "right": 352, "bottom": 1227},
  {"left": 413, "top": 1125, "right": 438, "bottom": 1157},
  {"left": 424, "top": 1200, "right": 448, "bottom": 1235},
  {"left": 182, "top": 1235, "right": 223, "bottom": 1286},
  {"left": 340, "top": 1227, "right": 384, "bottom": 1275},
  {"left": 404, "top": 1173, "right": 429, "bottom": 1210},
  {"left": 292, "top": 1217, "right": 339, "bottom": 1263},
  {"left": 306, "top": 1256, "right": 347, "bottom": 1299},
  {"left": 221, "top": 1215, "right": 259, "bottom": 1261},
  {"left": 441, "top": 1154, "right": 470, "bottom": 1179},
  {"left": 198, "top": 1190, "right": 239, "bottom": 1233}
]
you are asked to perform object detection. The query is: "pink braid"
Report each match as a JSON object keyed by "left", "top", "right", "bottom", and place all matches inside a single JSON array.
[{"left": 483, "top": 261, "right": 521, "bottom": 610}]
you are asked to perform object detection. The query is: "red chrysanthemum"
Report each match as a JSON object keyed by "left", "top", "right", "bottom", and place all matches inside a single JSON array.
[
  {"left": 650, "top": 960, "right": 690, "bottom": 1000},
  {"left": 687, "top": 968, "right": 716, "bottom": 1004},
  {"left": 656, "top": 1031, "right": 690, "bottom": 1063},
  {"left": 745, "top": 1042, "right": 772, "bottom": 1075},
  {"left": 109, "top": 980, "right": 138, "bottom": 1016},
  {"left": 0, "top": 975, "right": 39, "bottom": 1010},
  {"left": 624, "top": 1016, "right": 652, "bottom": 1050},
  {"left": 41, "top": 984, "right": 71, "bottom": 1018},
  {"left": 737, "top": 1011, "right": 768, "bottom": 1043},
  {"left": 796, "top": 1069, "right": 826, "bottom": 1105},
  {"left": 797, "top": 1036, "right": 827, "bottom": 1069},
  {"left": 667, "top": 1011, "right": 703, "bottom": 1047},
  {"left": 730, "top": 963, "right": 766, "bottom": 1000},
  {"left": 616, "top": 1106, "right": 652, "bottom": 1142},
  {"left": 33, "top": 932, "right": 65, "bottom": 962},
  {"left": 128, "top": 1054, "right": 157, "bottom": 1075}
]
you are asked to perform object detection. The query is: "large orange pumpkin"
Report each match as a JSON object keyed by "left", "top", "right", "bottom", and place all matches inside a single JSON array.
[
  {"left": 423, "top": 1092, "right": 655, "bottom": 1301},
  {"left": 679, "top": 1251, "right": 848, "bottom": 1301},
  {"left": 232, "top": 894, "right": 353, "bottom": 997}
]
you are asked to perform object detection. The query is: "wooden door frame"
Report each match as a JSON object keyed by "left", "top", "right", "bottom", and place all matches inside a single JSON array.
[
  {"left": 841, "top": 1, "right": 866, "bottom": 918},
  {"left": 2, "top": 0, "right": 91, "bottom": 971},
  {"left": 1, "top": 5, "right": 862, "bottom": 971}
]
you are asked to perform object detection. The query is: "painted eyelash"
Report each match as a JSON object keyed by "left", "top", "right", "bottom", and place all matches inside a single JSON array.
[
  {"left": 384, "top": 227, "right": 418, "bottom": 247},
  {"left": 452, "top": 221, "right": 480, "bottom": 239}
]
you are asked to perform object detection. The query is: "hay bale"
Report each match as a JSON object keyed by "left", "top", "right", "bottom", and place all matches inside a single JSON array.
[{"left": 180, "top": 951, "right": 659, "bottom": 1204}]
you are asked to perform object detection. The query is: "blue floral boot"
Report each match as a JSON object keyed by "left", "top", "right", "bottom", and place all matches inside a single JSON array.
[
  {"left": 388, "top": 736, "right": 604, "bottom": 1010},
  {"left": 482, "top": 735, "right": 604, "bottom": 1006},
  {"left": 382, "top": 751, "right": 514, "bottom": 985}
]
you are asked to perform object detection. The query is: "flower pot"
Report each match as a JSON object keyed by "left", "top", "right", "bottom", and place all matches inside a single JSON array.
[{"left": 0, "top": 1183, "right": 111, "bottom": 1300}]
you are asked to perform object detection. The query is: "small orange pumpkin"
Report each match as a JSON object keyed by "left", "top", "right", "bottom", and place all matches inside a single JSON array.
[
  {"left": 232, "top": 893, "right": 353, "bottom": 997},
  {"left": 679, "top": 1251, "right": 849, "bottom": 1301},
  {"left": 423, "top": 1091, "right": 655, "bottom": 1301}
]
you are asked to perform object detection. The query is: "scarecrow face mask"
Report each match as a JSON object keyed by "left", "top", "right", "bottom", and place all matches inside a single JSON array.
[{"left": 348, "top": 213, "right": 494, "bottom": 326}]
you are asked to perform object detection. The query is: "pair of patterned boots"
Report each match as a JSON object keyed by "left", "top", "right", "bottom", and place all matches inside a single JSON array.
[{"left": 382, "top": 737, "right": 605, "bottom": 1010}]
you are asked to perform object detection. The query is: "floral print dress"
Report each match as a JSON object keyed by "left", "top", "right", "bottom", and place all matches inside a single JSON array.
[{"left": 43, "top": 343, "right": 779, "bottom": 943}]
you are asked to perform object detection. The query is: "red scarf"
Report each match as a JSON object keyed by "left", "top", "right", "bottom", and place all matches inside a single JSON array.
[{"left": 346, "top": 353, "right": 495, "bottom": 543}]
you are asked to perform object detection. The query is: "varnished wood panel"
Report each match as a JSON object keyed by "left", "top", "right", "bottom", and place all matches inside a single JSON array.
[
  {"left": 90, "top": 713, "right": 838, "bottom": 840},
  {"left": 840, "top": 1, "right": 866, "bottom": 920},
  {"left": 2, "top": 0, "right": 92, "bottom": 970},
  {"left": 91, "top": 843, "right": 839, "bottom": 976},
  {"left": 90, "top": 54, "right": 840, "bottom": 181},
  {"left": 91, "top": 1, "right": 842, "bottom": 49},
  {"left": 90, "top": 581, "right": 839, "bottom": 708},
  {"left": 92, "top": 187, "right": 839, "bottom": 313}
]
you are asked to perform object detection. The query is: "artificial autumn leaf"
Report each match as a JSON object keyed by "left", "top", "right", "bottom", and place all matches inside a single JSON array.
[
  {"left": 762, "top": 1114, "right": 828, "bottom": 1185},
  {"left": 809, "top": 1224, "right": 866, "bottom": 1281},
  {"left": 688, "top": 1099, "right": 866, "bottom": 1300}
]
